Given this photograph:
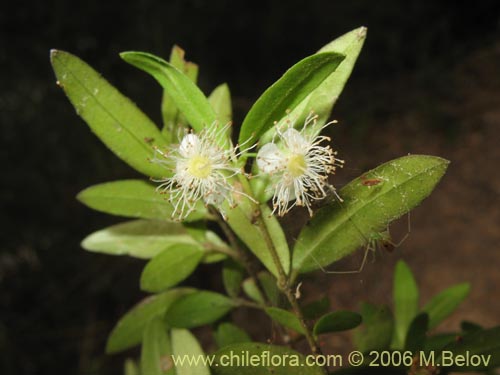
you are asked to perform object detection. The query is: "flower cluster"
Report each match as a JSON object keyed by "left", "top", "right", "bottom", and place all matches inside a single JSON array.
[
  {"left": 256, "top": 114, "right": 343, "bottom": 216},
  {"left": 152, "top": 123, "right": 244, "bottom": 220},
  {"left": 152, "top": 114, "right": 342, "bottom": 220}
]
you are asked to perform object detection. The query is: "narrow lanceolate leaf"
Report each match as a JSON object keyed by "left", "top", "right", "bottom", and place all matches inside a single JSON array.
[
  {"left": 238, "top": 52, "right": 345, "bottom": 146},
  {"left": 212, "top": 343, "right": 324, "bottom": 375},
  {"left": 81, "top": 219, "right": 198, "bottom": 259},
  {"left": 165, "top": 291, "right": 235, "bottom": 328},
  {"left": 161, "top": 45, "right": 199, "bottom": 142},
  {"left": 392, "top": 261, "right": 419, "bottom": 350},
  {"left": 50, "top": 50, "right": 167, "bottom": 177},
  {"left": 422, "top": 283, "right": 470, "bottom": 329},
  {"left": 120, "top": 51, "right": 216, "bottom": 133},
  {"left": 353, "top": 303, "right": 393, "bottom": 352},
  {"left": 291, "top": 155, "right": 449, "bottom": 276},
  {"left": 265, "top": 307, "right": 305, "bottom": 334},
  {"left": 107, "top": 288, "right": 193, "bottom": 354},
  {"left": 313, "top": 311, "right": 362, "bottom": 336},
  {"left": 141, "top": 317, "right": 173, "bottom": 375},
  {"left": 171, "top": 329, "right": 210, "bottom": 375},
  {"left": 140, "top": 244, "right": 205, "bottom": 292},
  {"left": 77, "top": 180, "right": 207, "bottom": 221},
  {"left": 261, "top": 26, "right": 367, "bottom": 144},
  {"left": 214, "top": 323, "right": 251, "bottom": 349}
]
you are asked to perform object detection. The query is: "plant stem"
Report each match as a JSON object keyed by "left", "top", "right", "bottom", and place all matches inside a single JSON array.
[
  {"left": 210, "top": 207, "right": 271, "bottom": 306},
  {"left": 253, "top": 208, "right": 325, "bottom": 361}
]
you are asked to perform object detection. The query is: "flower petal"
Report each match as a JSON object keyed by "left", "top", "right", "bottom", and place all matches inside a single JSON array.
[
  {"left": 257, "top": 143, "right": 286, "bottom": 174},
  {"left": 282, "top": 128, "right": 308, "bottom": 153},
  {"left": 179, "top": 133, "right": 201, "bottom": 158}
]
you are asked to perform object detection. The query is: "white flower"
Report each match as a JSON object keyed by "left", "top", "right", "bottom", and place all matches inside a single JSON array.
[
  {"left": 256, "top": 114, "right": 343, "bottom": 216},
  {"left": 152, "top": 123, "right": 245, "bottom": 220}
]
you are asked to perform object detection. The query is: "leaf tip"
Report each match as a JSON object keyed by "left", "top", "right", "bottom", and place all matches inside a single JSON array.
[{"left": 357, "top": 26, "right": 368, "bottom": 39}]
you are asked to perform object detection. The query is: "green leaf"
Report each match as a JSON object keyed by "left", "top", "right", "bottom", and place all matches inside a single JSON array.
[
  {"left": 106, "top": 288, "right": 193, "bottom": 353},
  {"left": 260, "top": 26, "right": 367, "bottom": 144},
  {"left": 291, "top": 155, "right": 449, "bottom": 276},
  {"left": 124, "top": 359, "right": 140, "bottom": 375},
  {"left": 392, "top": 260, "right": 419, "bottom": 350},
  {"left": 313, "top": 311, "right": 362, "bottom": 336},
  {"left": 302, "top": 297, "right": 330, "bottom": 320},
  {"left": 242, "top": 272, "right": 280, "bottom": 305},
  {"left": 214, "top": 322, "right": 251, "bottom": 349},
  {"left": 226, "top": 201, "right": 290, "bottom": 277},
  {"left": 264, "top": 307, "right": 305, "bottom": 335},
  {"left": 208, "top": 83, "right": 232, "bottom": 126},
  {"left": 171, "top": 329, "right": 210, "bottom": 375},
  {"left": 240, "top": 279, "right": 263, "bottom": 306},
  {"left": 422, "top": 283, "right": 470, "bottom": 329},
  {"left": 439, "top": 326, "right": 500, "bottom": 371},
  {"left": 120, "top": 51, "right": 216, "bottom": 133},
  {"left": 258, "top": 272, "right": 280, "bottom": 306},
  {"left": 222, "top": 259, "right": 245, "bottom": 298},
  {"left": 165, "top": 291, "right": 235, "bottom": 328},
  {"left": 161, "top": 45, "right": 199, "bottom": 141},
  {"left": 141, "top": 317, "right": 173, "bottom": 375},
  {"left": 353, "top": 303, "right": 393, "bottom": 352},
  {"left": 212, "top": 343, "right": 324, "bottom": 375},
  {"left": 50, "top": 50, "right": 167, "bottom": 177},
  {"left": 140, "top": 244, "right": 205, "bottom": 292},
  {"left": 81, "top": 219, "right": 198, "bottom": 259},
  {"left": 238, "top": 52, "right": 345, "bottom": 145},
  {"left": 404, "top": 313, "right": 429, "bottom": 352},
  {"left": 77, "top": 180, "right": 206, "bottom": 221}
]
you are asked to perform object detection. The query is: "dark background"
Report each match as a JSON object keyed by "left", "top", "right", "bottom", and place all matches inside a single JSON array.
[{"left": 2, "top": 1, "right": 500, "bottom": 374}]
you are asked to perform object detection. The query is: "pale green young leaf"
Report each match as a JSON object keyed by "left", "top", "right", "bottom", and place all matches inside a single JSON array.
[
  {"left": 265, "top": 307, "right": 305, "bottom": 335},
  {"left": 212, "top": 343, "right": 324, "bottom": 375},
  {"left": 50, "top": 50, "right": 167, "bottom": 177},
  {"left": 422, "top": 283, "right": 470, "bottom": 329},
  {"left": 238, "top": 52, "right": 345, "bottom": 146},
  {"left": 141, "top": 317, "right": 173, "bottom": 375},
  {"left": 77, "top": 180, "right": 207, "bottom": 221},
  {"left": 214, "top": 323, "right": 251, "bottom": 349},
  {"left": 171, "top": 329, "right": 210, "bottom": 375},
  {"left": 81, "top": 219, "right": 198, "bottom": 259},
  {"left": 161, "top": 45, "right": 199, "bottom": 142},
  {"left": 120, "top": 51, "right": 216, "bottom": 133},
  {"left": 291, "top": 155, "right": 449, "bottom": 277},
  {"left": 313, "top": 311, "right": 362, "bottom": 336},
  {"left": 140, "top": 244, "right": 205, "bottom": 292},
  {"left": 107, "top": 288, "right": 193, "bottom": 354},
  {"left": 392, "top": 260, "right": 419, "bottom": 349},
  {"left": 208, "top": 83, "right": 232, "bottom": 126},
  {"left": 165, "top": 291, "right": 235, "bottom": 328}
]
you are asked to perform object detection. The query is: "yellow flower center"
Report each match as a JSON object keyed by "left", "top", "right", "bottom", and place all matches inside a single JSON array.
[
  {"left": 187, "top": 155, "right": 212, "bottom": 178},
  {"left": 287, "top": 154, "right": 307, "bottom": 177}
]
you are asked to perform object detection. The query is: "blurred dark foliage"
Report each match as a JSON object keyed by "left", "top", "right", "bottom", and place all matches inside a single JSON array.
[{"left": 1, "top": 0, "right": 499, "bottom": 374}]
